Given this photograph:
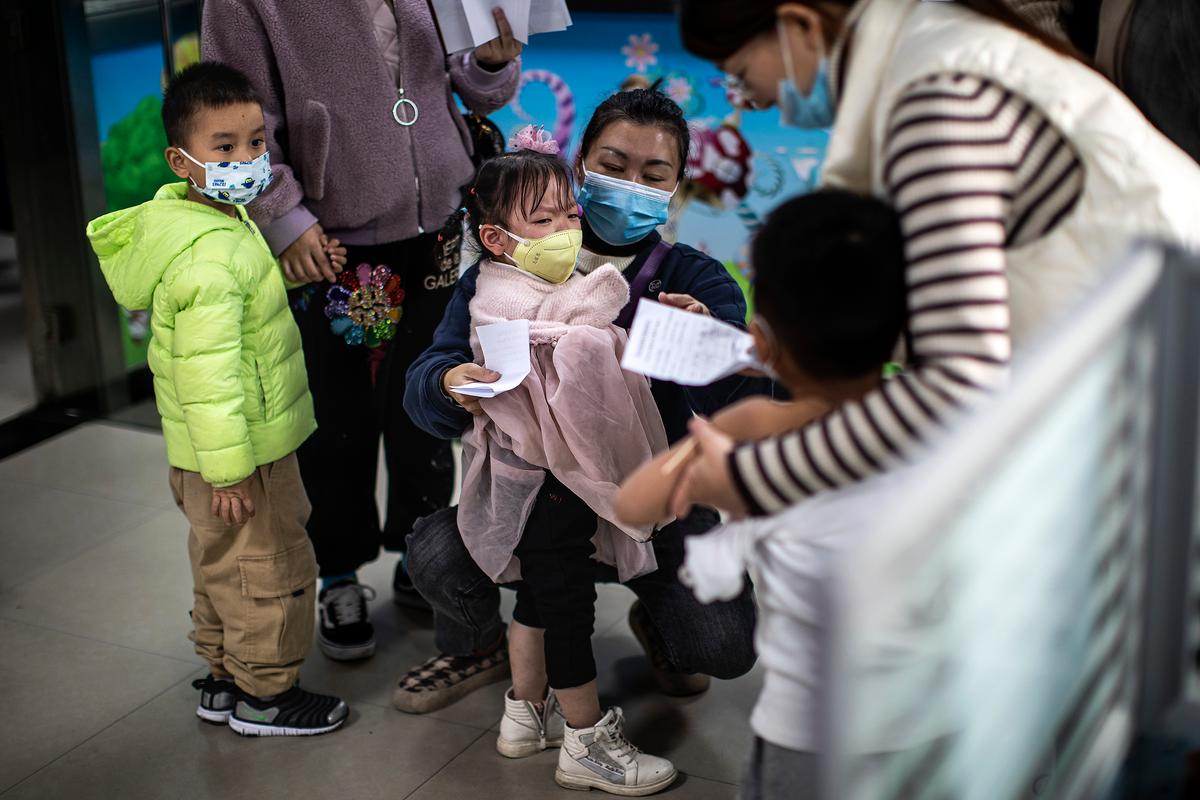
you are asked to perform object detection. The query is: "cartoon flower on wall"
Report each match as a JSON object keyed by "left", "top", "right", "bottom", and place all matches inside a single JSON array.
[
  {"left": 665, "top": 76, "right": 694, "bottom": 107},
  {"left": 622, "top": 33, "right": 659, "bottom": 73}
]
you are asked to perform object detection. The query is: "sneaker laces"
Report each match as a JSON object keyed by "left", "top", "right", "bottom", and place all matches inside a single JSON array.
[
  {"left": 324, "top": 583, "right": 376, "bottom": 626},
  {"left": 602, "top": 707, "right": 641, "bottom": 762}
]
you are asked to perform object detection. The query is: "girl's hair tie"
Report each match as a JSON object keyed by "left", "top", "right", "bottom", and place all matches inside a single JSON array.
[{"left": 508, "top": 124, "right": 560, "bottom": 156}]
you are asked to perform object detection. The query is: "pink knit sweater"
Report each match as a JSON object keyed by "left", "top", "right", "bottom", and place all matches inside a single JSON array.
[{"left": 458, "top": 261, "right": 669, "bottom": 583}]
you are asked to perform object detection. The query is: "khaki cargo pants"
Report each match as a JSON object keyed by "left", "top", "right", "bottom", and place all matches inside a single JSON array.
[{"left": 169, "top": 453, "right": 317, "bottom": 698}]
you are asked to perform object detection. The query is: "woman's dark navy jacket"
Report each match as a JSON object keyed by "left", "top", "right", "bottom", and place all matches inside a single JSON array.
[{"left": 404, "top": 231, "right": 770, "bottom": 443}]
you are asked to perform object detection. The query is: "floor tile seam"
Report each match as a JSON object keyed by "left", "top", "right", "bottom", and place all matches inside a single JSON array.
[
  {"left": 1, "top": 505, "right": 166, "bottom": 590},
  {"left": 97, "top": 419, "right": 163, "bottom": 436},
  {"left": 678, "top": 769, "right": 741, "bottom": 788},
  {"left": 0, "top": 614, "right": 203, "bottom": 667},
  {"left": 0, "top": 473, "right": 174, "bottom": 512},
  {"left": 351, "top": 696, "right": 497, "bottom": 732},
  {"left": 598, "top": 615, "right": 628, "bottom": 638},
  {"left": 398, "top": 727, "right": 491, "bottom": 800},
  {"left": 0, "top": 668, "right": 201, "bottom": 798},
  {"left": 80, "top": 420, "right": 164, "bottom": 438}
]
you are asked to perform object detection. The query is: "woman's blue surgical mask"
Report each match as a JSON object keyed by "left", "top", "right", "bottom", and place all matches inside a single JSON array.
[
  {"left": 578, "top": 169, "right": 675, "bottom": 246},
  {"left": 180, "top": 149, "right": 272, "bottom": 205},
  {"left": 777, "top": 21, "right": 834, "bottom": 130}
]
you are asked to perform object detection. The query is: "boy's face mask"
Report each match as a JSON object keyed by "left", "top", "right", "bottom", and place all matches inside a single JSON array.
[
  {"left": 179, "top": 149, "right": 272, "bottom": 205},
  {"left": 496, "top": 226, "right": 583, "bottom": 284}
]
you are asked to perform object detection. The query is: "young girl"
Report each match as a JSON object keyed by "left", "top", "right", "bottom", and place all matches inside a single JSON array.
[{"left": 454, "top": 127, "right": 677, "bottom": 796}]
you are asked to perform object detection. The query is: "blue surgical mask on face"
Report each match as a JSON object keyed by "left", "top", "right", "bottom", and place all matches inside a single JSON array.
[
  {"left": 776, "top": 21, "right": 835, "bottom": 130},
  {"left": 578, "top": 169, "right": 675, "bottom": 246}
]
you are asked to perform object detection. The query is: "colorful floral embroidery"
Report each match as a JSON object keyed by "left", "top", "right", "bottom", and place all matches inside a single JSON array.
[{"left": 325, "top": 264, "right": 404, "bottom": 347}]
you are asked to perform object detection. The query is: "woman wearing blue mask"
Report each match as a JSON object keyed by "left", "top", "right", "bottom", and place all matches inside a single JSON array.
[
  {"left": 673, "top": 3, "right": 1200, "bottom": 795},
  {"left": 390, "top": 88, "right": 766, "bottom": 718}
]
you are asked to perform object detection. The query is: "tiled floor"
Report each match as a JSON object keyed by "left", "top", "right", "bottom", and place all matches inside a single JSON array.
[{"left": 0, "top": 421, "right": 756, "bottom": 799}]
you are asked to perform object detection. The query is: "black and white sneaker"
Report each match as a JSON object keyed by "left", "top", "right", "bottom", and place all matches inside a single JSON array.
[
  {"left": 318, "top": 581, "right": 377, "bottom": 661},
  {"left": 229, "top": 686, "right": 349, "bottom": 737},
  {"left": 192, "top": 674, "right": 237, "bottom": 724}
]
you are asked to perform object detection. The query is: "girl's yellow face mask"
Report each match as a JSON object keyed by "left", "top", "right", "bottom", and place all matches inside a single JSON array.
[{"left": 496, "top": 226, "right": 584, "bottom": 285}]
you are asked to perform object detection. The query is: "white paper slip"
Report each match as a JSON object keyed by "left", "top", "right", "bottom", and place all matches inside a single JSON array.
[
  {"left": 430, "top": 0, "right": 572, "bottom": 53},
  {"left": 451, "top": 319, "right": 531, "bottom": 398},
  {"left": 464, "top": 0, "right": 531, "bottom": 47},
  {"left": 621, "top": 300, "right": 763, "bottom": 387}
]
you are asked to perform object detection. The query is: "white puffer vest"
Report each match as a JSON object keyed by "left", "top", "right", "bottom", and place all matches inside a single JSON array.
[{"left": 822, "top": 0, "right": 1200, "bottom": 346}]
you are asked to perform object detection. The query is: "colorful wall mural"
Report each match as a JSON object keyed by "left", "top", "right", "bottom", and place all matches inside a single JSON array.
[
  {"left": 86, "top": 10, "right": 827, "bottom": 369},
  {"left": 88, "top": 27, "right": 200, "bottom": 368},
  {"left": 485, "top": 12, "right": 829, "bottom": 316}
]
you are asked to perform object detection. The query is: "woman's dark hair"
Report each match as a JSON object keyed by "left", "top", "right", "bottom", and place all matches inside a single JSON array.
[
  {"left": 465, "top": 150, "right": 576, "bottom": 248},
  {"left": 752, "top": 189, "right": 907, "bottom": 380},
  {"left": 578, "top": 88, "right": 690, "bottom": 180},
  {"left": 679, "top": 0, "right": 1084, "bottom": 63}
]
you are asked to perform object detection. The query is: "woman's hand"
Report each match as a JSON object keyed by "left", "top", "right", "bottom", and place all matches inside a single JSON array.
[
  {"left": 281, "top": 223, "right": 340, "bottom": 284},
  {"left": 443, "top": 363, "right": 501, "bottom": 415},
  {"left": 658, "top": 292, "right": 711, "bottom": 316},
  {"left": 475, "top": 9, "right": 523, "bottom": 69},
  {"left": 669, "top": 417, "right": 747, "bottom": 519},
  {"left": 320, "top": 233, "right": 347, "bottom": 273}
]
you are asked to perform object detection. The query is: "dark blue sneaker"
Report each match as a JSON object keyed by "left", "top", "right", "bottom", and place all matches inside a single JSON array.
[
  {"left": 230, "top": 686, "right": 349, "bottom": 737},
  {"left": 192, "top": 674, "right": 237, "bottom": 724}
]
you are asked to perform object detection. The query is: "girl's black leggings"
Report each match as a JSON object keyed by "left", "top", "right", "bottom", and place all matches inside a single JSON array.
[{"left": 512, "top": 472, "right": 599, "bottom": 690}]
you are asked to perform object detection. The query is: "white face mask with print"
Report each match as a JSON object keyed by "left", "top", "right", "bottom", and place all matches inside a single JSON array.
[{"left": 179, "top": 149, "right": 272, "bottom": 205}]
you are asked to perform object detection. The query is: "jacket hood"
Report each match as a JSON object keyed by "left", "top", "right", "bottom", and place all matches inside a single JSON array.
[{"left": 86, "top": 183, "right": 249, "bottom": 309}]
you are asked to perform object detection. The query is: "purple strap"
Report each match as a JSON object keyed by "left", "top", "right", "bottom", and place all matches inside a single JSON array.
[{"left": 615, "top": 240, "right": 673, "bottom": 329}]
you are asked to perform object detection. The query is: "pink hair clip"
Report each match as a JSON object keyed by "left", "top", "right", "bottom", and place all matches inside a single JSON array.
[{"left": 508, "top": 124, "right": 560, "bottom": 156}]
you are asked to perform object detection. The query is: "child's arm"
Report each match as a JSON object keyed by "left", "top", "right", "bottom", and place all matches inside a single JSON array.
[
  {"left": 168, "top": 262, "right": 257, "bottom": 497},
  {"left": 614, "top": 396, "right": 829, "bottom": 527}
]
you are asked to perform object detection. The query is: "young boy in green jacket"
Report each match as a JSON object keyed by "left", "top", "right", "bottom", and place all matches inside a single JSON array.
[{"left": 87, "top": 62, "right": 349, "bottom": 737}]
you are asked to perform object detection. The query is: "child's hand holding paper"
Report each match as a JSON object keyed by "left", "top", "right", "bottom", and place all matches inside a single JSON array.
[{"left": 452, "top": 319, "right": 532, "bottom": 398}]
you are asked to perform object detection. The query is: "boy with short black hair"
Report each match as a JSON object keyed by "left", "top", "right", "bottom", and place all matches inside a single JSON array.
[
  {"left": 87, "top": 61, "right": 349, "bottom": 736},
  {"left": 616, "top": 188, "right": 908, "bottom": 525},
  {"left": 617, "top": 188, "right": 911, "bottom": 799}
]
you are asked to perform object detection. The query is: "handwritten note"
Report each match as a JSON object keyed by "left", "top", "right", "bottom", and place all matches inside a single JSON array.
[
  {"left": 621, "top": 301, "right": 762, "bottom": 387},
  {"left": 452, "top": 319, "right": 532, "bottom": 398},
  {"left": 430, "top": 0, "right": 572, "bottom": 54}
]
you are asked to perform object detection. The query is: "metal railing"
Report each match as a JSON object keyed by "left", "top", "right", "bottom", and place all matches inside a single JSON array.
[{"left": 819, "top": 245, "right": 1200, "bottom": 800}]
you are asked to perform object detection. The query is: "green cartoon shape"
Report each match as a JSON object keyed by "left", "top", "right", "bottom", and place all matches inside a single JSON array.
[{"left": 100, "top": 95, "right": 177, "bottom": 213}]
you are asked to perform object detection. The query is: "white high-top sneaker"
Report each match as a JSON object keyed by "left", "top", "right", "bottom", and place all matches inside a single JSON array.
[
  {"left": 555, "top": 707, "right": 677, "bottom": 796},
  {"left": 496, "top": 687, "right": 565, "bottom": 758}
]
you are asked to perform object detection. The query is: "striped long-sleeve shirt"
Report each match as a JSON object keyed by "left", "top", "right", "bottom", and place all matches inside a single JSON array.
[{"left": 730, "top": 73, "right": 1085, "bottom": 515}]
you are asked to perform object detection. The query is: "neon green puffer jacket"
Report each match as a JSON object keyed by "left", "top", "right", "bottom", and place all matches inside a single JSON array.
[{"left": 87, "top": 183, "right": 315, "bottom": 486}]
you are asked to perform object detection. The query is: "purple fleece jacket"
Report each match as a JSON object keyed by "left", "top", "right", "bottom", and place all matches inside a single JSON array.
[{"left": 201, "top": 0, "right": 520, "bottom": 253}]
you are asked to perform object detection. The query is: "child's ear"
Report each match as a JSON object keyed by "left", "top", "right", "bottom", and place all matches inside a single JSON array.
[
  {"left": 478, "top": 224, "right": 508, "bottom": 258},
  {"left": 749, "top": 318, "right": 775, "bottom": 368},
  {"left": 164, "top": 147, "right": 191, "bottom": 181}
]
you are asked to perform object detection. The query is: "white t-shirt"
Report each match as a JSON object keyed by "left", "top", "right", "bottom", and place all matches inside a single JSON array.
[{"left": 682, "top": 474, "right": 901, "bottom": 751}]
